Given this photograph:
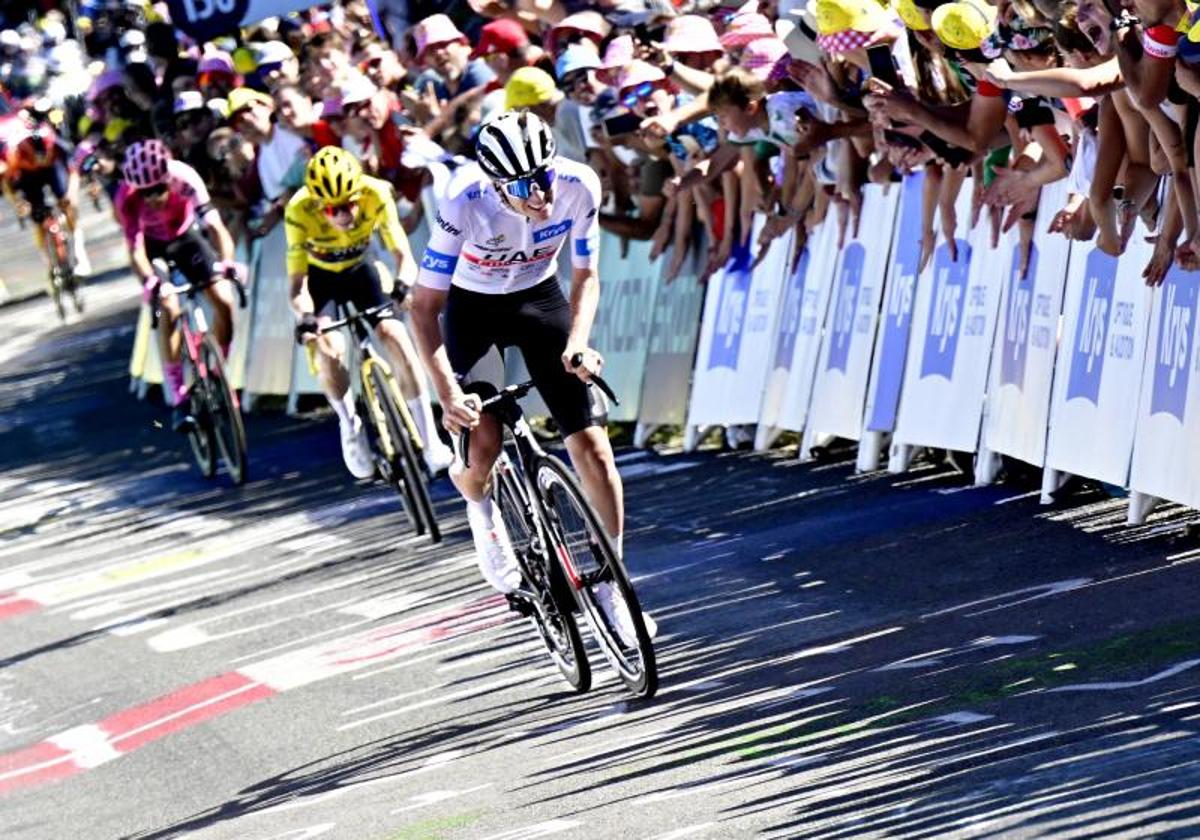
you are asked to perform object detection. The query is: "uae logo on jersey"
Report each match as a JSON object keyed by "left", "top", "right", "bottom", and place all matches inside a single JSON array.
[{"left": 486, "top": 233, "right": 506, "bottom": 248}]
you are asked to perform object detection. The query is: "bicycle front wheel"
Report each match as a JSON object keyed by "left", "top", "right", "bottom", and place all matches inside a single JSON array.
[
  {"left": 536, "top": 455, "right": 657, "bottom": 699},
  {"left": 495, "top": 456, "right": 589, "bottom": 693},
  {"left": 182, "top": 351, "right": 217, "bottom": 479},
  {"left": 199, "top": 335, "right": 247, "bottom": 485},
  {"left": 368, "top": 364, "right": 440, "bottom": 542}
]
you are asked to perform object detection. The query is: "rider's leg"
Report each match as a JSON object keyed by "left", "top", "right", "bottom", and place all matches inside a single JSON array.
[
  {"left": 452, "top": 412, "right": 520, "bottom": 593},
  {"left": 316, "top": 327, "right": 374, "bottom": 479},
  {"left": 157, "top": 293, "right": 185, "bottom": 407},
  {"left": 376, "top": 318, "right": 452, "bottom": 468},
  {"left": 314, "top": 329, "right": 354, "bottom": 421},
  {"left": 203, "top": 281, "right": 236, "bottom": 357},
  {"left": 564, "top": 427, "right": 625, "bottom": 552}
]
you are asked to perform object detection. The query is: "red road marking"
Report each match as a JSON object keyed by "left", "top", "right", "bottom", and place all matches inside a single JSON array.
[
  {"left": 0, "top": 592, "right": 41, "bottom": 621},
  {"left": 0, "top": 593, "right": 512, "bottom": 796}
]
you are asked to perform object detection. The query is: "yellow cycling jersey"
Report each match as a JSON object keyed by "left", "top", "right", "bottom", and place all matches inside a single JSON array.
[{"left": 284, "top": 175, "right": 406, "bottom": 276}]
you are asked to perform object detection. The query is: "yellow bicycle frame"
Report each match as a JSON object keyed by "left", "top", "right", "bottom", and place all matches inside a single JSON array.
[{"left": 305, "top": 343, "right": 424, "bottom": 461}]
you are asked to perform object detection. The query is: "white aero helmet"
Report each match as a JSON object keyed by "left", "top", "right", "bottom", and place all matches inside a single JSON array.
[{"left": 475, "top": 110, "right": 556, "bottom": 181}]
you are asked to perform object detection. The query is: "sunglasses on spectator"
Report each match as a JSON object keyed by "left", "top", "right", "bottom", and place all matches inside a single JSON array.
[
  {"left": 620, "top": 82, "right": 663, "bottom": 109},
  {"left": 323, "top": 200, "right": 359, "bottom": 221},
  {"left": 499, "top": 167, "right": 555, "bottom": 199},
  {"left": 562, "top": 70, "right": 593, "bottom": 92},
  {"left": 139, "top": 183, "right": 169, "bottom": 199}
]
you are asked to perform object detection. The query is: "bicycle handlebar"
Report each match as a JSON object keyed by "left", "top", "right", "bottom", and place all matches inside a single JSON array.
[
  {"left": 458, "top": 363, "right": 619, "bottom": 469},
  {"left": 150, "top": 267, "right": 248, "bottom": 329},
  {"left": 312, "top": 302, "right": 395, "bottom": 336}
]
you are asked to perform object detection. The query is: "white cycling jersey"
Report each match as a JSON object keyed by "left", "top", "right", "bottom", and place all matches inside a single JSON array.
[{"left": 416, "top": 157, "right": 601, "bottom": 295}]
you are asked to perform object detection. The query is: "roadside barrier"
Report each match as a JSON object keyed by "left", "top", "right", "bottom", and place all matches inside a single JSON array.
[{"left": 125, "top": 175, "right": 1200, "bottom": 524}]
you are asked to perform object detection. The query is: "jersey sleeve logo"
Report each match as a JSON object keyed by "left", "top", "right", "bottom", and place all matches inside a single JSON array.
[
  {"left": 532, "top": 220, "right": 572, "bottom": 243},
  {"left": 421, "top": 248, "right": 459, "bottom": 274},
  {"left": 435, "top": 213, "right": 462, "bottom": 237}
]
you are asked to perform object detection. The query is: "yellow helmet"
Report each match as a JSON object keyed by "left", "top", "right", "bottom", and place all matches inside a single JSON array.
[{"left": 305, "top": 147, "right": 363, "bottom": 205}]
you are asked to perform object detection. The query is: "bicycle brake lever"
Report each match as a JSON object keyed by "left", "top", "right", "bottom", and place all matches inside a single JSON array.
[
  {"left": 568, "top": 352, "right": 620, "bottom": 406},
  {"left": 459, "top": 427, "right": 471, "bottom": 470}
]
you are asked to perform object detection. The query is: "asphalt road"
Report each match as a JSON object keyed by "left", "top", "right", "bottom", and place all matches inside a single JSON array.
[{"left": 2, "top": 272, "right": 1200, "bottom": 840}]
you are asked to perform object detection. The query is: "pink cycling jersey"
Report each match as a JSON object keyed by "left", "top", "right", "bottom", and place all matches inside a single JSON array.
[{"left": 115, "top": 159, "right": 215, "bottom": 249}]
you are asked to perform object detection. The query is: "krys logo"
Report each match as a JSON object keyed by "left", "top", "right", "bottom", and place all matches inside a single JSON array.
[
  {"left": 167, "top": 0, "right": 250, "bottom": 42},
  {"left": 827, "top": 243, "right": 865, "bottom": 372},
  {"left": 707, "top": 268, "right": 752, "bottom": 371},
  {"left": 1066, "top": 249, "right": 1117, "bottom": 405},
  {"left": 1150, "top": 270, "right": 1198, "bottom": 421},
  {"left": 919, "top": 241, "right": 970, "bottom": 380},
  {"left": 772, "top": 248, "right": 810, "bottom": 370},
  {"left": 1000, "top": 244, "right": 1036, "bottom": 389}
]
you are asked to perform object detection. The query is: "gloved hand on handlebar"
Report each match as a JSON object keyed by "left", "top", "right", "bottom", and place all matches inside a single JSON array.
[
  {"left": 141, "top": 274, "right": 160, "bottom": 304},
  {"left": 391, "top": 275, "right": 413, "bottom": 308},
  {"left": 294, "top": 313, "right": 319, "bottom": 345}
]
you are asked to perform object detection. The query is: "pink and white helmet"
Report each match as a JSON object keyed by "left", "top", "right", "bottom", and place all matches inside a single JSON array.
[{"left": 122, "top": 140, "right": 171, "bottom": 189}]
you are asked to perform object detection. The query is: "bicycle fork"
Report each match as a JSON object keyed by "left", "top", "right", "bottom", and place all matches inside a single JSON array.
[{"left": 361, "top": 355, "right": 423, "bottom": 459}]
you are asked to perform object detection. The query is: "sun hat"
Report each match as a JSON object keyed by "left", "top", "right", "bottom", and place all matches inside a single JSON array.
[
  {"left": 556, "top": 43, "right": 602, "bottom": 79},
  {"left": 198, "top": 51, "right": 236, "bottom": 75},
  {"left": 472, "top": 18, "right": 529, "bottom": 59},
  {"left": 719, "top": 12, "right": 776, "bottom": 49},
  {"left": 784, "top": 7, "right": 825, "bottom": 62},
  {"left": 892, "top": 0, "right": 932, "bottom": 30},
  {"left": 814, "top": 0, "right": 893, "bottom": 34},
  {"left": 254, "top": 40, "right": 295, "bottom": 66},
  {"left": 413, "top": 14, "right": 468, "bottom": 61},
  {"left": 931, "top": 0, "right": 997, "bottom": 50},
  {"left": 547, "top": 11, "right": 611, "bottom": 53},
  {"left": 505, "top": 66, "right": 564, "bottom": 108},
  {"left": 225, "top": 87, "right": 273, "bottom": 119},
  {"left": 173, "top": 90, "right": 206, "bottom": 114},
  {"left": 616, "top": 60, "right": 667, "bottom": 91},
  {"left": 663, "top": 15, "right": 724, "bottom": 53},
  {"left": 339, "top": 72, "right": 379, "bottom": 106},
  {"left": 740, "top": 36, "right": 789, "bottom": 79}
]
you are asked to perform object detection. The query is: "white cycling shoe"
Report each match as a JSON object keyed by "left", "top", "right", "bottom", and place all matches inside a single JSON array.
[
  {"left": 593, "top": 581, "right": 658, "bottom": 649},
  {"left": 424, "top": 438, "right": 456, "bottom": 475},
  {"left": 340, "top": 416, "right": 375, "bottom": 479},
  {"left": 468, "top": 505, "right": 522, "bottom": 594}
]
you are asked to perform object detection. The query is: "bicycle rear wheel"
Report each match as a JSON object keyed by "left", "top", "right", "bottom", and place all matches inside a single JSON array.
[
  {"left": 537, "top": 455, "right": 657, "bottom": 699},
  {"left": 199, "top": 335, "right": 247, "bottom": 485},
  {"left": 495, "top": 455, "right": 590, "bottom": 693},
  {"left": 368, "top": 365, "right": 440, "bottom": 542},
  {"left": 182, "top": 351, "right": 217, "bottom": 479}
]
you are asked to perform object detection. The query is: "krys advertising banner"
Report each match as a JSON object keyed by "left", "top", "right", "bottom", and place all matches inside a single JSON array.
[
  {"left": 1129, "top": 263, "right": 1200, "bottom": 508},
  {"left": 864, "top": 172, "right": 925, "bottom": 434},
  {"left": 1044, "top": 229, "right": 1154, "bottom": 487},
  {"left": 805, "top": 185, "right": 900, "bottom": 444}
]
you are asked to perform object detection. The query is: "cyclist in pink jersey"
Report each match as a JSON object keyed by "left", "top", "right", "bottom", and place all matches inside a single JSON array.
[{"left": 116, "top": 140, "right": 238, "bottom": 432}]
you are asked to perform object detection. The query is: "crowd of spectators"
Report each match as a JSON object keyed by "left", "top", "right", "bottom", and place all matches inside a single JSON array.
[{"left": 2, "top": 0, "right": 1199, "bottom": 289}]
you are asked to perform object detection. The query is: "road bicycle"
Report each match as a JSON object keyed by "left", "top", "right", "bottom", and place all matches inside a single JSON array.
[
  {"left": 38, "top": 206, "right": 83, "bottom": 322},
  {"left": 310, "top": 301, "right": 441, "bottom": 543},
  {"left": 150, "top": 258, "right": 248, "bottom": 486},
  {"left": 461, "top": 362, "right": 658, "bottom": 698}
]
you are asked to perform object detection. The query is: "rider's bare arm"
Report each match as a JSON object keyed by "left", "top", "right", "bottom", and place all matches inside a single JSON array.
[
  {"left": 378, "top": 186, "right": 417, "bottom": 287},
  {"left": 409, "top": 284, "right": 458, "bottom": 403},
  {"left": 201, "top": 208, "right": 235, "bottom": 265}
]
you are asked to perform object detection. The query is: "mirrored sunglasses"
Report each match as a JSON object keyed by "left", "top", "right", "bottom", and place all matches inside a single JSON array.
[
  {"left": 620, "top": 81, "right": 658, "bottom": 109},
  {"left": 501, "top": 167, "right": 556, "bottom": 199}
]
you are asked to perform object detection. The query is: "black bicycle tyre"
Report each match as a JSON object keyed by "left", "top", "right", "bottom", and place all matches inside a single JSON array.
[
  {"left": 536, "top": 454, "right": 657, "bottom": 699},
  {"left": 495, "top": 458, "right": 590, "bottom": 693},
  {"left": 198, "top": 335, "right": 248, "bottom": 485},
  {"left": 397, "top": 420, "right": 441, "bottom": 543},
  {"left": 368, "top": 364, "right": 429, "bottom": 538},
  {"left": 181, "top": 349, "right": 217, "bottom": 479}
]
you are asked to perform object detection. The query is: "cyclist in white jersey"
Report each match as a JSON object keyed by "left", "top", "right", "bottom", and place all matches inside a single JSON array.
[{"left": 411, "top": 111, "right": 652, "bottom": 645}]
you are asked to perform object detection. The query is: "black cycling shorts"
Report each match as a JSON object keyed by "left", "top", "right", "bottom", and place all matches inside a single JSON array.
[
  {"left": 308, "top": 260, "right": 391, "bottom": 320},
  {"left": 13, "top": 163, "right": 69, "bottom": 221},
  {"left": 146, "top": 224, "right": 217, "bottom": 288},
  {"left": 444, "top": 278, "right": 596, "bottom": 437}
]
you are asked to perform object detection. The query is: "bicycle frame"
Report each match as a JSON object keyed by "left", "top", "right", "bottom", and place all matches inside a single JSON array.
[{"left": 320, "top": 302, "right": 424, "bottom": 462}]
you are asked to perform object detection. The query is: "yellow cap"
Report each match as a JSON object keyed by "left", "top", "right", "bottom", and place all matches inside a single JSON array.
[
  {"left": 892, "top": 0, "right": 931, "bottom": 31},
  {"left": 231, "top": 46, "right": 258, "bottom": 75},
  {"left": 931, "top": 0, "right": 997, "bottom": 50},
  {"left": 504, "top": 67, "right": 564, "bottom": 109},
  {"left": 814, "top": 0, "right": 892, "bottom": 34},
  {"left": 225, "top": 86, "right": 273, "bottom": 118}
]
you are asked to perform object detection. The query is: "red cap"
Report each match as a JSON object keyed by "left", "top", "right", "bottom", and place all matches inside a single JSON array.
[{"left": 471, "top": 19, "right": 529, "bottom": 59}]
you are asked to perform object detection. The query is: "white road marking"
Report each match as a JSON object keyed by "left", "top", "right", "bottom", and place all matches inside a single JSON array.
[{"left": 1048, "top": 659, "right": 1200, "bottom": 692}]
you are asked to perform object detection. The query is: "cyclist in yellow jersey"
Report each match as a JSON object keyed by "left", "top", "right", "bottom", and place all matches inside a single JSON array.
[{"left": 287, "top": 146, "right": 454, "bottom": 479}]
